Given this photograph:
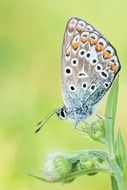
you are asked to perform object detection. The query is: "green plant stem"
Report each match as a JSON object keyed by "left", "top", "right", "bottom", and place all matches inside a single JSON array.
[
  {"left": 111, "top": 159, "right": 123, "bottom": 190},
  {"left": 104, "top": 78, "right": 127, "bottom": 190},
  {"left": 28, "top": 167, "right": 112, "bottom": 183},
  {"left": 105, "top": 136, "right": 125, "bottom": 190},
  {"left": 106, "top": 140, "right": 122, "bottom": 189}
]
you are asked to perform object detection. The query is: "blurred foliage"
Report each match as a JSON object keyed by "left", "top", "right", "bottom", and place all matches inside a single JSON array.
[{"left": 0, "top": 0, "right": 127, "bottom": 190}]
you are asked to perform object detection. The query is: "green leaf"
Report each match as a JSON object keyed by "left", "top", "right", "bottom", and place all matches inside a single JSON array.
[
  {"left": 111, "top": 176, "right": 119, "bottom": 190},
  {"left": 116, "top": 129, "right": 127, "bottom": 174},
  {"left": 27, "top": 173, "right": 62, "bottom": 183},
  {"left": 104, "top": 77, "right": 119, "bottom": 157},
  {"left": 28, "top": 167, "right": 111, "bottom": 184}
]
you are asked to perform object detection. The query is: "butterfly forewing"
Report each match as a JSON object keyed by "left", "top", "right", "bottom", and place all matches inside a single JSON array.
[{"left": 61, "top": 17, "right": 121, "bottom": 109}]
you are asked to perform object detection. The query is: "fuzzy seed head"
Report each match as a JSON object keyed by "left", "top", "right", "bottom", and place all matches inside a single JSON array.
[{"left": 44, "top": 153, "right": 71, "bottom": 181}]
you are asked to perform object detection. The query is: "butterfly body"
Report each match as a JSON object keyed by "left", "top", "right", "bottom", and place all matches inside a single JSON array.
[
  {"left": 35, "top": 17, "right": 121, "bottom": 133},
  {"left": 57, "top": 103, "right": 93, "bottom": 121}
]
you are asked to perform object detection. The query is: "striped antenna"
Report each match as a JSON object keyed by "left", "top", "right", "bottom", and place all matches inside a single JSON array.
[{"left": 35, "top": 109, "right": 57, "bottom": 133}]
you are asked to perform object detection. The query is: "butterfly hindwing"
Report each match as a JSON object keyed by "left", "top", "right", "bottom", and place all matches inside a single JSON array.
[{"left": 61, "top": 17, "right": 121, "bottom": 109}]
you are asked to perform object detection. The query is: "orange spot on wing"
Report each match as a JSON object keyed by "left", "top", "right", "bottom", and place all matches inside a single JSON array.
[
  {"left": 107, "top": 63, "right": 117, "bottom": 71},
  {"left": 103, "top": 51, "right": 112, "bottom": 59},
  {"left": 111, "top": 64, "right": 117, "bottom": 71},
  {"left": 95, "top": 44, "right": 104, "bottom": 51},
  {"left": 72, "top": 42, "right": 79, "bottom": 50},
  {"left": 89, "top": 38, "right": 97, "bottom": 45},
  {"left": 81, "top": 37, "right": 87, "bottom": 43}
]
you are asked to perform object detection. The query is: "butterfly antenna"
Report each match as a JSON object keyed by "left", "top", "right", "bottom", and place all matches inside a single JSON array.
[{"left": 35, "top": 109, "right": 57, "bottom": 134}]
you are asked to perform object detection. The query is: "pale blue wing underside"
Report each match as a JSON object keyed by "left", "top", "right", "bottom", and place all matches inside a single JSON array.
[{"left": 61, "top": 17, "right": 121, "bottom": 109}]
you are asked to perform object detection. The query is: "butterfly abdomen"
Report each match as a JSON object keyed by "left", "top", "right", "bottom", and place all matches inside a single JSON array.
[{"left": 65, "top": 104, "right": 93, "bottom": 121}]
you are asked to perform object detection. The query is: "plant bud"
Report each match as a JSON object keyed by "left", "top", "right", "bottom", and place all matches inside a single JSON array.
[
  {"left": 44, "top": 153, "right": 71, "bottom": 181},
  {"left": 87, "top": 120, "right": 105, "bottom": 142}
]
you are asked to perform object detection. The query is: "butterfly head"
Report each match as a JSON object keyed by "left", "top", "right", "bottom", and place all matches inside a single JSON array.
[{"left": 56, "top": 107, "right": 68, "bottom": 120}]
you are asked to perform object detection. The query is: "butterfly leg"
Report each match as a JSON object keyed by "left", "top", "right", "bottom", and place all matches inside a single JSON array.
[
  {"left": 73, "top": 120, "right": 88, "bottom": 132},
  {"left": 96, "top": 112, "right": 112, "bottom": 120},
  {"left": 96, "top": 112, "right": 104, "bottom": 120}
]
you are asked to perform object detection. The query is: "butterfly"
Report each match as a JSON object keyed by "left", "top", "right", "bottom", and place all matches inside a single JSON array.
[{"left": 35, "top": 17, "right": 121, "bottom": 133}]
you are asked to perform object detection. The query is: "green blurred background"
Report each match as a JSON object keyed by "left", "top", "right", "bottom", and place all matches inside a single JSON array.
[{"left": 0, "top": 0, "right": 127, "bottom": 189}]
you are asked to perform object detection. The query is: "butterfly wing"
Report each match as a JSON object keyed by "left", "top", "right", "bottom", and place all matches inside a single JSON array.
[{"left": 61, "top": 17, "right": 121, "bottom": 109}]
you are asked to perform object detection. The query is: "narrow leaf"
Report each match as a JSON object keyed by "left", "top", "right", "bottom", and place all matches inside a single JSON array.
[
  {"left": 111, "top": 176, "right": 119, "bottom": 190},
  {"left": 116, "top": 129, "right": 127, "bottom": 173},
  {"left": 27, "top": 173, "right": 62, "bottom": 183},
  {"left": 104, "top": 77, "right": 119, "bottom": 156}
]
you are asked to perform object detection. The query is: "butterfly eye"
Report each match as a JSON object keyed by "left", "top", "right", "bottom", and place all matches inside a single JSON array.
[
  {"left": 100, "top": 70, "right": 109, "bottom": 79},
  {"left": 95, "top": 64, "right": 103, "bottom": 72},
  {"left": 69, "top": 85, "right": 76, "bottom": 92},
  {"left": 89, "top": 33, "right": 98, "bottom": 45},
  {"left": 103, "top": 46, "right": 114, "bottom": 59},
  {"left": 104, "top": 82, "right": 110, "bottom": 88},
  {"left": 90, "top": 83, "right": 96, "bottom": 92},
  {"left": 77, "top": 20, "right": 86, "bottom": 32},
  {"left": 81, "top": 82, "right": 87, "bottom": 89},
  {"left": 60, "top": 109, "right": 66, "bottom": 118},
  {"left": 79, "top": 49, "right": 86, "bottom": 57},
  {"left": 81, "top": 32, "right": 89, "bottom": 43},
  {"left": 56, "top": 107, "right": 67, "bottom": 120},
  {"left": 86, "top": 25, "right": 93, "bottom": 32},
  {"left": 65, "top": 67, "right": 72, "bottom": 75},
  {"left": 71, "top": 58, "right": 78, "bottom": 66},
  {"left": 96, "top": 38, "right": 107, "bottom": 52}
]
